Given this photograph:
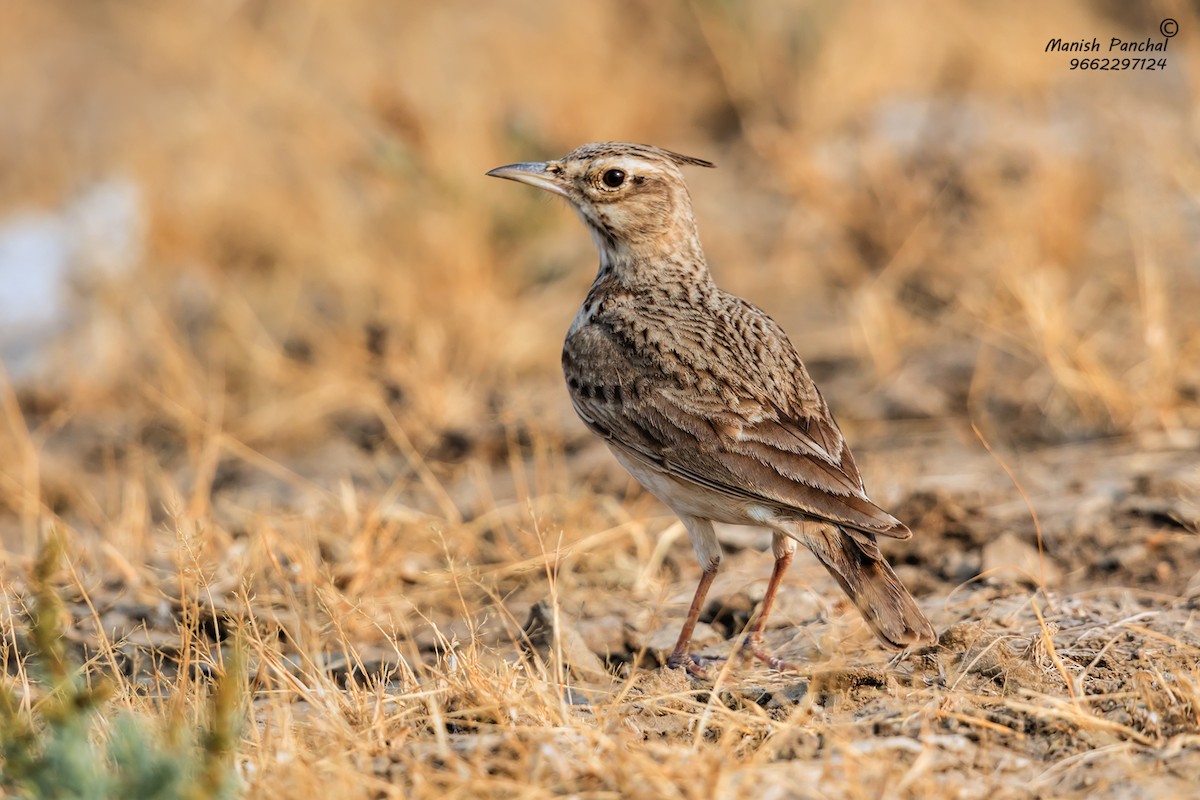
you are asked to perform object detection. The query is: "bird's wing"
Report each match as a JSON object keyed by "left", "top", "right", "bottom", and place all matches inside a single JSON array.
[{"left": 563, "top": 303, "right": 908, "bottom": 538}]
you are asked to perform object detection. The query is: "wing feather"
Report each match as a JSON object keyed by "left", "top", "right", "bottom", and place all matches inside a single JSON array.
[{"left": 562, "top": 288, "right": 907, "bottom": 538}]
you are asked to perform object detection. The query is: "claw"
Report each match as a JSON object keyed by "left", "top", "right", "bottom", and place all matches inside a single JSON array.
[
  {"left": 738, "top": 637, "right": 796, "bottom": 672},
  {"left": 667, "top": 652, "right": 726, "bottom": 679}
]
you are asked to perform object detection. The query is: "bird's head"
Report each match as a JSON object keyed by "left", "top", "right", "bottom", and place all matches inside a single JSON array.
[{"left": 488, "top": 142, "right": 714, "bottom": 274}]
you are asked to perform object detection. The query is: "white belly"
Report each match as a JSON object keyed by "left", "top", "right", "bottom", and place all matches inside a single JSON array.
[{"left": 606, "top": 444, "right": 762, "bottom": 526}]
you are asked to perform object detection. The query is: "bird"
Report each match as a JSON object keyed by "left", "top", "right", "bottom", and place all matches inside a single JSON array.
[{"left": 487, "top": 142, "right": 936, "bottom": 676}]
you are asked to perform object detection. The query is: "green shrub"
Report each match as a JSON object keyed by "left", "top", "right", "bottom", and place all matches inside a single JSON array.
[{"left": 0, "top": 539, "right": 243, "bottom": 800}]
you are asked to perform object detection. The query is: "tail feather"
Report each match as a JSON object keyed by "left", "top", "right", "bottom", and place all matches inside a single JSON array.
[{"left": 800, "top": 524, "right": 936, "bottom": 649}]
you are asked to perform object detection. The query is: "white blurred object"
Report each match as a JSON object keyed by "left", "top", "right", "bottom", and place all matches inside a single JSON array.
[
  {"left": 0, "top": 213, "right": 69, "bottom": 331},
  {"left": 0, "top": 176, "right": 144, "bottom": 379}
]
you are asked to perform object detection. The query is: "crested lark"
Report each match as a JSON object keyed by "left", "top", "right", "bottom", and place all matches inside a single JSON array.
[{"left": 488, "top": 142, "right": 936, "bottom": 675}]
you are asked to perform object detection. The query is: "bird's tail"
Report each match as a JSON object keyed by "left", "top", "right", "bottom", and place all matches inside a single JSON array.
[{"left": 798, "top": 524, "right": 937, "bottom": 649}]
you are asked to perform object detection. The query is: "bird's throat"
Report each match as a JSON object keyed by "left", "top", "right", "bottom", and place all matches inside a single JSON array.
[{"left": 585, "top": 220, "right": 710, "bottom": 288}]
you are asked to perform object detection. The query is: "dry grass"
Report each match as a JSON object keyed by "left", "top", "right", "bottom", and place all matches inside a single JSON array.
[{"left": 1, "top": 0, "right": 1199, "bottom": 797}]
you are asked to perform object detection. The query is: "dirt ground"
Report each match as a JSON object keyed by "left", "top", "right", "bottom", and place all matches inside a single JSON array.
[{"left": 1, "top": 2, "right": 1199, "bottom": 798}]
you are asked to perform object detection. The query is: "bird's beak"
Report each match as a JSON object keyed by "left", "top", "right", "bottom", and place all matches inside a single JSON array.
[{"left": 486, "top": 161, "right": 569, "bottom": 198}]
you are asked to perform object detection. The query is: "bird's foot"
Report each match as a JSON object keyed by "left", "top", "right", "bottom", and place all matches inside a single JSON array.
[
  {"left": 738, "top": 637, "right": 796, "bottom": 672},
  {"left": 666, "top": 652, "right": 726, "bottom": 679}
]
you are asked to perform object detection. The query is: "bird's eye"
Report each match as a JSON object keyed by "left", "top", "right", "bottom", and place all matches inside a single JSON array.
[{"left": 601, "top": 168, "right": 626, "bottom": 188}]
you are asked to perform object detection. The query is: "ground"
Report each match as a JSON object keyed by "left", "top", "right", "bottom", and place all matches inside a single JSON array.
[{"left": 1, "top": 2, "right": 1199, "bottom": 798}]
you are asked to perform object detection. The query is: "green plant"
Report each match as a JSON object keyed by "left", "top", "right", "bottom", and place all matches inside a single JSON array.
[{"left": 0, "top": 538, "right": 243, "bottom": 800}]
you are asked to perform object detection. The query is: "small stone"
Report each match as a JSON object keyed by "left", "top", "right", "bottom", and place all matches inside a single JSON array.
[
  {"left": 980, "top": 531, "right": 1063, "bottom": 587},
  {"left": 521, "top": 600, "right": 610, "bottom": 681}
]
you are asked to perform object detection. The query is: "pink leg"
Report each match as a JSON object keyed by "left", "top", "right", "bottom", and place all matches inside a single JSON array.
[
  {"left": 744, "top": 545, "right": 796, "bottom": 671},
  {"left": 666, "top": 564, "right": 719, "bottom": 677}
]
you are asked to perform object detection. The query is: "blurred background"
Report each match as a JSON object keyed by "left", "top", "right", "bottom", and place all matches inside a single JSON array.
[{"left": 1, "top": 0, "right": 1198, "bottom": 643}]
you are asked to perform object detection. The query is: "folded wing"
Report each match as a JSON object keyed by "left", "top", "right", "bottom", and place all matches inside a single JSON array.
[{"left": 563, "top": 305, "right": 909, "bottom": 538}]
